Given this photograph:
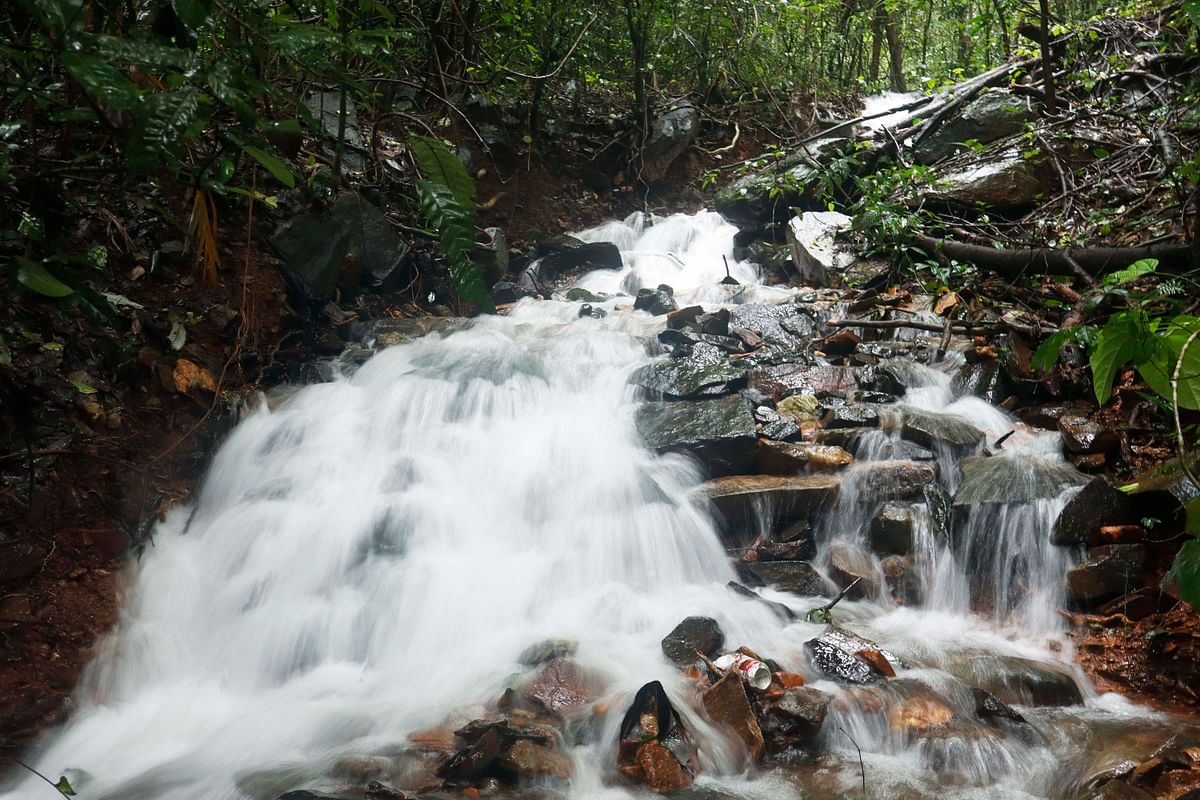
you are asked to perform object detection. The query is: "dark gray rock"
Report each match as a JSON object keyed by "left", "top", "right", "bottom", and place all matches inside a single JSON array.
[
  {"left": 565, "top": 287, "right": 606, "bottom": 302},
  {"left": 827, "top": 541, "right": 880, "bottom": 600},
  {"left": 881, "top": 554, "right": 923, "bottom": 605},
  {"left": 271, "top": 193, "right": 409, "bottom": 302},
  {"left": 900, "top": 407, "right": 985, "bottom": 452},
  {"left": 822, "top": 404, "right": 881, "bottom": 429},
  {"left": 700, "top": 474, "right": 841, "bottom": 530},
  {"left": 578, "top": 303, "right": 607, "bottom": 319},
  {"left": 748, "top": 363, "right": 858, "bottom": 401},
  {"left": 729, "top": 304, "right": 816, "bottom": 350},
  {"left": 757, "top": 687, "right": 832, "bottom": 754},
  {"left": 661, "top": 616, "right": 725, "bottom": 665},
  {"left": 1052, "top": 477, "right": 1135, "bottom": 546},
  {"left": 914, "top": 89, "right": 1033, "bottom": 164},
  {"left": 1058, "top": 414, "right": 1119, "bottom": 455},
  {"left": 1067, "top": 544, "right": 1145, "bottom": 603},
  {"left": 870, "top": 502, "right": 915, "bottom": 555},
  {"left": 948, "top": 655, "right": 1083, "bottom": 707},
  {"left": 924, "top": 152, "right": 1054, "bottom": 211},
  {"left": 1018, "top": 401, "right": 1094, "bottom": 431},
  {"left": 761, "top": 417, "right": 802, "bottom": 441},
  {"left": 491, "top": 281, "right": 535, "bottom": 304},
  {"left": 955, "top": 456, "right": 1088, "bottom": 505},
  {"left": 535, "top": 238, "right": 623, "bottom": 276},
  {"left": 739, "top": 561, "right": 832, "bottom": 597},
  {"left": 631, "top": 357, "right": 747, "bottom": 399},
  {"left": 0, "top": 541, "right": 48, "bottom": 582},
  {"left": 634, "top": 284, "right": 678, "bottom": 315},
  {"left": 714, "top": 138, "right": 850, "bottom": 229},
  {"left": 952, "top": 360, "right": 1015, "bottom": 404},
  {"left": 804, "top": 628, "right": 901, "bottom": 685},
  {"left": 870, "top": 359, "right": 931, "bottom": 395},
  {"left": 853, "top": 460, "right": 938, "bottom": 502},
  {"left": 636, "top": 396, "right": 757, "bottom": 476},
  {"left": 726, "top": 581, "right": 798, "bottom": 621},
  {"left": 641, "top": 101, "right": 700, "bottom": 183},
  {"left": 519, "top": 639, "right": 578, "bottom": 667}
]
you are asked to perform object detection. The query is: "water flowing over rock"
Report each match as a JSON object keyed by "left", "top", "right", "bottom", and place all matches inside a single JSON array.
[
  {"left": 662, "top": 617, "right": 725, "bottom": 665},
  {"left": 757, "top": 686, "right": 831, "bottom": 755},
  {"left": 631, "top": 356, "right": 747, "bottom": 399},
  {"left": 738, "top": 561, "right": 833, "bottom": 597},
  {"left": 702, "top": 670, "right": 765, "bottom": 764},
  {"left": 786, "top": 211, "right": 853, "bottom": 287},
  {"left": 714, "top": 138, "right": 849, "bottom": 229},
  {"left": 700, "top": 474, "right": 841, "bottom": 529},
  {"left": 756, "top": 441, "right": 854, "bottom": 474},
  {"left": 636, "top": 396, "right": 757, "bottom": 476},
  {"left": 899, "top": 407, "right": 986, "bottom": 451}
]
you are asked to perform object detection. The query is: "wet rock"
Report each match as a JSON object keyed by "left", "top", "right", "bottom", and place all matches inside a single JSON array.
[
  {"left": 518, "top": 639, "right": 578, "bottom": 667},
  {"left": 757, "top": 687, "right": 831, "bottom": 754},
  {"left": 617, "top": 682, "right": 695, "bottom": 793},
  {"left": 856, "top": 648, "right": 897, "bottom": 678},
  {"left": 635, "top": 396, "right": 757, "bottom": 477},
  {"left": 949, "top": 655, "right": 1083, "bottom": 707},
  {"left": 348, "top": 317, "right": 466, "bottom": 346},
  {"left": 900, "top": 407, "right": 985, "bottom": 452},
  {"left": 749, "top": 364, "right": 858, "bottom": 401},
  {"left": 822, "top": 404, "right": 881, "bottom": 429},
  {"left": 913, "top": 89, "right": 1033, "bottom": 164},
  {"left": 714, "top": 137, "right": 849, "bottom": 228},
  {"left": 787, "top": 211, "right": 853, "bottom": 287},
  {"left": 1018, "top": 401, "right": 1094, "bottom": 431},
  {"left": 776, "top": 393, "right": 821, "bottom": 422},
  {"left": 726, "top": 581, "right": 798, "bottom": 622},
  {"left": 952, "top": 360, "right": 1015, "bottom": 405},
  {"left": 760, "top": 416, "right": 802, "bottom": 442},
  {"left": 635, "top": 285, "right": 678, "bottom": 315},
  {"left": 578, "top": 303, "right": 607, "bottom": 319},
  {"left": 971, "top": 688, "right": 1026, "bottom": 724},
  {"left": 700, "top": 474, "right": 841, "bottom": 530},
  {"left": 740, "top": 387, "right": 774, "bottom": 408},
  {"left": 1084, "top": 783, "right": 1155, "bottom": 800},
  {"left": 739, "top": 561, "right": 833, "bottom": 598},
  {"left": 756, "top": 441, "right": 854, "bottom": 474},
  {"left": 870, "top": 502, "right": 914, "bottom": 555},
  {"left": 702, "top": 670, "right": 765, "bottom": 764},
  {"left": 881, "top": 555, "right": 923, "bottom": 605},
  {"left": 662, "top": 617, "right": 725, "bottom": 666},
  {"left": 1052, "top": 478, "right": 1135, "bottom": 546},
  {"left": 887, "top": 683, "right": 957, "bottom": 735},
  {"left": 626, "top": 740, "right": 691, "bottom": 793},
  {"left": 271, "top": 192, "right": 410, "bottom": 302},
  {"left": 924, "top": 151, "right": 1053, "bottom": 210},
  {"left": 565, "top": 287, "right": 606, "bottom": 302},
  {"left": 438, "top": 725, "right": 507, "bottom": 779},
  {"left": 491, "top": 281, "right": 535, "bottom": 304},
  {"left": 278, "top": 792, "right": 356, "bottom": 800},
  {"left": 496, "top": 740, "right": 573, "bottom": 781},
  {"left": 523, "top": 658, "right": 601, "bottom": 715},
  {"left": 1059, "top": 415, "right": 1119, "bottom": 455},
  {"left": 870, "top": 359, "right": 931, "bottom": 395},
  {"left": 305, "top": 90, "right": 365, "bottom": 171},
  {"left": 955, "top": 456, "right": 1088, "bottom": 505},
  {"left": 820, "top": 329, "right": 862, "bottom": 357},
  {"left": 729, "top": 304, "right": 816, "bottom": 350},
  {"left": 641, "top": 101, "right": 700, "bottom": 183},
  {"left": 1067, "top": 544, "right": 1145, "bottom": 604},
  {"left": 827, "top": 541, "right": 880, "bottom": 600},
  {"left": 631, "top": 358, "right": 747, "bottom": 399},
  {"left": 805, "top": 627, "right": 905, "bottom": 684},
  {"left": 853, "top": 460, "right": 938, "bottom": 502},
  {"left": 535, "top": 240, "right": 623, "bottom": 279},
  {"left": 757, "top": 536, "right": 817, "bottom": 562}
]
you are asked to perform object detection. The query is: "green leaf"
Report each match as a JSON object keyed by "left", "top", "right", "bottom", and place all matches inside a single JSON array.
[
  {"left": 415, "top": 180, "right": 492, "bottom": 313},
  {"left": 1165, "top": 538, "right": 1200, "bottom": 610},
  {"left": 1138, "top": 315, "right": 1200, "bottom": 410},
  {"left": 1032, "top": 329, "right": 1073, "bottom": 372},
  {"left": 1101, "top": 258, "right": 1157, "bottom": 288},
  {"left": 16, "top": 258, "right": 74, "bottom": 297},
  {"left": 62, "top": 52, "right": 138, "bottom": 109},
  {"left": 204, "top": 62, "right": 256, "bottom": 124},
  {"left": 126, "top": 88, "right": 202, "bottom": 172},
  {"left": 240, "top": 144, "right": 294, "bottom": 188},
  {"left": 172, "top": 0, "right": 212, "bottom": 29},
  {"left": 1090, "top": 312, "right": 1142, "bottom": 406},
  {"left": 71, "top": 379, "right": 97, "bottom": 394},
  {"left": 79, "top": 33, "right": 198, "bottom": 73},
  {"left": 54, "top": 775, "right": 77, "bottom": 796},
  {"left": 23, "top": 0, "right": 85, "bottom": 34},
  {"left": 410, "top": 136, "right": 475, "bottom": 207}
]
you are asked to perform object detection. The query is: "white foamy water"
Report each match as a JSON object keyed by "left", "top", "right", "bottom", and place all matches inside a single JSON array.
[{"left": 3, "top": 210, "right": 1189, "bottom": 800}]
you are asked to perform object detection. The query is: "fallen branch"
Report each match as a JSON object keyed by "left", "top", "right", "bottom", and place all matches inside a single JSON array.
[
  {"left": 913, "top": 234, "right": 1195, "bottom": 281},
  {"left": 829, "top": 318, "right": 1000, "bottom": 335}
]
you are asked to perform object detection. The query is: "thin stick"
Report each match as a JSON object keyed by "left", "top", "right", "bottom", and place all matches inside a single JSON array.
[
  {"left": 15, "top": 761, "right": 70, "bottom": 797},
  {"left": 837, "top": 727, "right": 867, "bottom": 794}
]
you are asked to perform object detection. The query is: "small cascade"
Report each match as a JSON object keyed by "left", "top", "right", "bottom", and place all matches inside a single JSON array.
[{"left": 3, "top": 210, "right": 1194, "bottom": 800}]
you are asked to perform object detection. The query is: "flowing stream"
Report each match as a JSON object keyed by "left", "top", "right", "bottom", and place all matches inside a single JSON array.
[{"left": 3, "top": 212, "right": 1193, "bottom": 800}]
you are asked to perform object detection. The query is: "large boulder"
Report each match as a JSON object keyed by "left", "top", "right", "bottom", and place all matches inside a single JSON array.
[
  {"left": 738, "top": 561, "right": 832, "bottom": 597},
  {"left": 899, "top": 407, "right": 985, "bottom": 452},
  {"left": 496, "top": 740, "right": 573, "bottom": 781},
  {"left": 852, "top": 460, "right": 938, "bottom": 502},
  {"left": 533, "top": 239, "right": 623, "bottom": 284},
  {"left": 715, "top": 138, "right": 850, "bottom": 229},
  {"left": 913, "top": 89, "right": 1033, "bottom": 164},
  {"left": 702, "top": 670, "right": 765, "bottom": 765},
  {"left": 522, "top": 658, "right": 601, "bottom": 715},
  {"left": 947, "top": 655, "right": 1083, "bottom": 707},
  {"left": 804, "top": 627, "right": 905, "bottom": 684},
  {"left": 729, "top": 304, "right": 817, "bottom": 350},
  {"left": 641, "top": 101, "right": 701, "bottom": 183},
  {"left": 923, "top": 151, "right": 1054, "bottom": 211},
  {"left": 786, "top": 211, "right": 853, "bottom": 287},
  {"left": 271, "top": 192, "right": 410, "bottom": 302},
  {"left": 662, "top": 617, "right": 725, "bottom": 666},
  {"left": 756, "top": 687, "right": 831, "bottom": 755},
  {"left": 635, "top": 396, "right": 757, "bottom": 476},
  {"left": 1058, "top": 415, "right": 1119, "bottom": 455},
  {"left": 1067, "top": 544, "right": 1146, "bottom": 604},
  {"left": 870, "top": 502, "right": 915, "bottom": 555},
  {"left": 955, "top": 456, "right": 1088, "bottom": 506},
  {"left": 827, "top": 541, "right": 881, "bottom": 600},
  {"left": 631, "top": 357, "right": 747, "bottom": 400},
  {"left": 748, "top": 364, "right": 858, "bottom": 401},
  {"left": 1052, "top": 477, "right": 1136, "bottom": 546},
  {"left": 699, "top": 474, "right": 841, "bottom": 530}
]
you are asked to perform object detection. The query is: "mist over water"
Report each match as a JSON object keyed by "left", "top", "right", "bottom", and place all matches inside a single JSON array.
[{"left": 3, "top": 211, "right": 1189, "bottom": 800}]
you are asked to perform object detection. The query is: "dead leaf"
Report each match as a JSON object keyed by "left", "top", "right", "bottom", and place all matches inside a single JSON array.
[
  {"left": 173, "top": 358, "right": 217, "bottom": 394},
  {"left": 934, "top": 291, "right": 959, "bottom": 315}
]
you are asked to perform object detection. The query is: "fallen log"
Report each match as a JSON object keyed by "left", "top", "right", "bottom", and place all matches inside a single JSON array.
[{"left": 913, "top": 234, "right": 1195, "bottom": 281}]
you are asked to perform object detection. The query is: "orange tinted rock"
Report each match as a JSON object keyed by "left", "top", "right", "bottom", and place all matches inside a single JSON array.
[
  {"left": 635, "top": 741, "right": 692, "bottom": 793},
  {"left": 702, "top": 670, "right": 765, "bottom": 764},
  {"left": 855, "top": 648, "right": 896, "bottom": 678},
  {"left": 523, "top": 658, "right": 601, "bottom": 715},
  {"left": 775, "top": 672, "right": 806, "bottom": 688}
]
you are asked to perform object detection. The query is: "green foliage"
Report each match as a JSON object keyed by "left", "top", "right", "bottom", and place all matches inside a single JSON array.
[
  {"left": 415, "top": 181, "right": 494, "bottom": 313},
  {"left": 1165, "top": 497, "right": 1200, "bottom": 610},
  {"left": 410, "top": 137, "right": 476, "bottom": 208}
]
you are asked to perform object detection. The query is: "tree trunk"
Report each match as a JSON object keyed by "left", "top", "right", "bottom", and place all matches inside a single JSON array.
[
  {"left": 883, "top": 8, "right": 905, "bottom": 91},
  {"left": 869, "top": 9, "right": 883, "bottom": 83},
  {"left": 1038, "top": 0, "right": 1057, "bottom": 112}
]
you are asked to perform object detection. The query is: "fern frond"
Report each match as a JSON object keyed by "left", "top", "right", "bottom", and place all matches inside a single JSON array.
[
  {"left": 416, "top": 180, "right": 493, "bottom": 313},
  {"left": 410, "top": 137, "right": 475, "bottom": 208}
]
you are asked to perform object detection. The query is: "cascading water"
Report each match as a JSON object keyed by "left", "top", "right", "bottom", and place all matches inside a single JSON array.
[{"left": 3, "top": 211, "right": 1193, "bottom": 800}]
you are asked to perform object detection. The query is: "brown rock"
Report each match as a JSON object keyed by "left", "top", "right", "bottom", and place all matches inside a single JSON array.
[
  {"left": 698, "top": 474, "right": 841, "bottom": 530},
  {"left": 855, "top": 648, "right": 896, "bottom": 678},
  {"left": 523, "top": 658, "right": 601, "bottom": 715},
  {"left": 702, "top": 670, "right": 765, "bottom": 764},
  {"left": 756, "top": 441, "right": 854, "bottom": 474},
  {"left": 853, "top": 460, "right": 938, "bottom": 502},
  {"left": 748, "top": 364, "right": 858, "bottom": 401},
  {"left": 1058, "top": 414, "right": 1119, "bottom": 454},
  {"left": 757, "top": 687, "right": 831, "bottom": 754},
  {"left": 888, "top": 694, "right": 954, "bottom": 734},
  {"left": 819, "top": 329, "right": 861, "bottom": 356},
  {"left": 633, "top": 741, "right": 692, "bottom": 793},
  {"left": 828, "top": 541, "right": 880, "bottom": 600},
  {"left": 496, "top": 740, "right": 573, "bottom": 781},
  {"left": 1098, "top": 525, "right": 1144, "bottom": 544},
  {"left": 775, "top": 672, "right": 806, "bottom": 688},
  {"left": 173, "top": 358, "right": 217, "bottom": 394}
]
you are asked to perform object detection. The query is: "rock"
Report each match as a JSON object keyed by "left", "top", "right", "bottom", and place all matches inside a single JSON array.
[
  {"left": 726, "top": 581, "right": 797, "bottom": 621},
  {"left": 827, "top": 541, "right": 880, "bottom": 600},
  {"left": 1052, "top": 477, "right": 1135, "bottom": 546},
  {"left": 1059, "top": 415, "right": 1119, "bottom": 455},
  {"left": 757, "top": 537, "right": 817, "bottom": 562},
  {"left": 881, "top": 555, "right": 923, "bottom": 605},
  {"left": 662, "top": 617, "right": 725, "bottom": 666},
  {"left": 757, "top": 687, "right": 831, "bottom": 754},
  {"left": 786, "top": 211, "right": 853, "bottom": 287},
  {"left": 738, "top": 561, "right": 832, "bottom": 597},
  {"left": 1067, "top": 544, "right": 1145, "bottom": 604},
  {"left": 820, "top": 329, "right": 861, "bottom": 356},
  {"left": 617, "top": 682, "right": 695, "bottom": 793},
  {"left": 641, "top": 101, "right": 700, "bottom": 183},
  {"left": 523, "top": 658, "right": 601, "bottom": 715},
  {"left": 760, "top": 417, "right": 802, "bottom": 442},
  {"left": 900, "top": 407, "right": 985, "bottom": 451},
  {"left": 805, "top": 627, "right": 904, "bottom": 684},
  {"left": 278, "top": 792, "right": 356, "bottom": 800},
  {"left": 699, "top": 474, "right": 841, "bottom": 531},
  {"left": 305, "top": 90, "right": 365, "bottom": 171},
  {"left": 949, "top": 655, "right": 1083, "bottom": 707},
  {"left": 496, "top": 740, "right": 572, "bottom": 781},
  {"left": 702, "top": 670, "right": 765, "bottom": 764},
  {"left": 1083, "top": 783, "right": 1155, "bottom": 800},
  {"left": 756, "top": 441, "right": 854, "bottom": 474},
  {"left": 729, "top": 304, "right": 816, "bottom": 350},
  {"left": 491, "top": 281, "right": 535, "bottom": 304},
  {"left": 271, "top": 193, "right": 410, "bottom": 302},
  {"left": 635, "top": 396, "right": 757, "bottom": 477},
  {"left": 856, "top": 648, "right": 896, "bottom": 678},
  {"left": 853, "top": 460, "right": 938, "bottom": 502},
  {"left": 635, "top": 285, "right": 678, "bottom": 315},
  {"left": 714, "top": 137, "right": 850, "bottom": 229},
  {"left": 749, "top": 364, "right": 858, "bottom": 401},
  {"left": 955, "top": 456, "right": 1088, "bottom": 505},
  {"left": 952, "top": 360, "right": 1015, "bottom": 405},
  {"left": 970, "top": 688, "right": 1026, "bottom": 724},
  {"left": 566, "top": 287, "right": 606, "bottom": 303},
  {"left": 822, "top": 404, "right": 881, "bottom": 429},
  {"left": 473, "top": 226, "right": 509, "bottom": 285},
  {"left": 777, "top": 393, "right": 821, "bottom": 422},
  {"left": 629, "top": 740, "right": 691, "bottom": 793},
  {"left": 887, "top": 684, "right": 956, "bottom": 735},
  {"left": 1018, "top": 401, "right": 1094, "bottom": 431},
  {"left": 535, "top": 239, "right": 623, "bottom": 279},
  {"left": 869, "top": 359, "right": 931, "bottom": 395},
  {"left": 518, "top": 639, "right": 578, "bottom": 667},
  {"left": 439, "top": 725, "right": 506, "bottom": 779},
  {"left": 870, "top": 502, "right": 914, "bottom": 555},
  {"left": 631, "top": 357, "right": 747, "bottom": 399},
  {"left": 913, "top": 89, "right": 1033, "bottom": 164},
  {"left": 924, "top": 151, "right": 1053, "bottom": 210},
  {"left": 578, "top": 303, "right": 607, "bottom": 319},
  {"left": 347, "top": 317, "right": 466, "bottom": 346}
]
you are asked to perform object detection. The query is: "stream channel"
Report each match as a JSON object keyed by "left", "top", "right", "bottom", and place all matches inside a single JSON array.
[{"left": 3, "top": 211, "right": 1197, "bottom": 800}]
